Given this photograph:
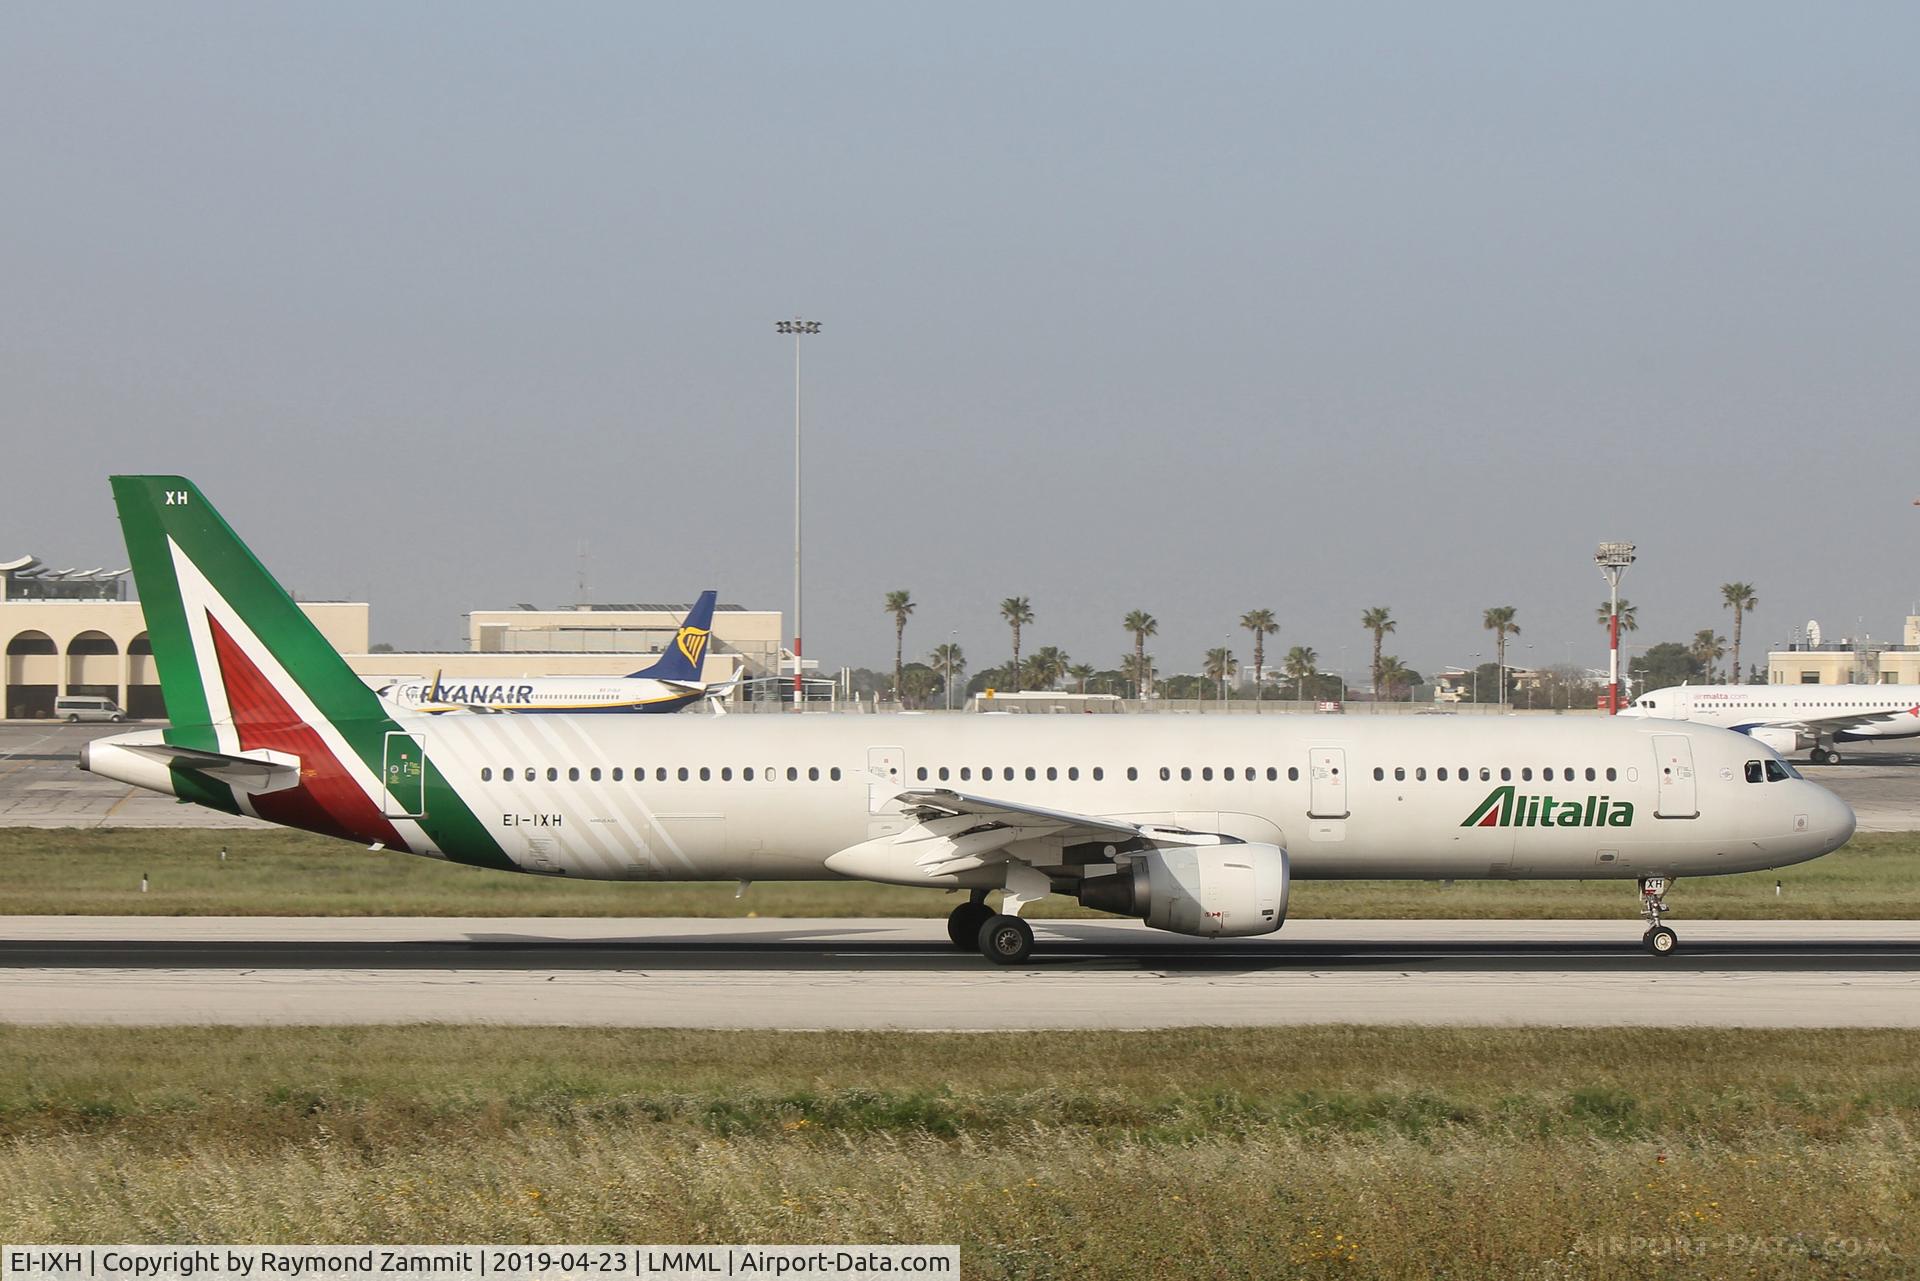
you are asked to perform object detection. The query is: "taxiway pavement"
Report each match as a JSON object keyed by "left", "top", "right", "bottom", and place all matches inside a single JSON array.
[{"left": 3, "top": 916, "right": 1917, "bottom": 1029}]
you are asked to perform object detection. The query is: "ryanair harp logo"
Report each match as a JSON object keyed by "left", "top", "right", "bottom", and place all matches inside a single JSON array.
[
  {"left": 1461, "top": 785, "right": 1634, "bottom": 829},
  {"left": 676, "top": 626, "right": 711, "bottom": 668}
]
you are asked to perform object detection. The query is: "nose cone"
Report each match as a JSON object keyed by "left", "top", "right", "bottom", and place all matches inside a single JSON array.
[{"left": 1811, "top": 784, "right": 1856, "bottom": 854}]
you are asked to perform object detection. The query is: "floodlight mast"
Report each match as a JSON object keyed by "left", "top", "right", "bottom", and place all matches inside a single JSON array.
[
  {"left": 775, "top": 319, "right": 821, "bottom": 708},
  {"left": 1596, "top": 542, "right": 1636, "bottom": 715}
]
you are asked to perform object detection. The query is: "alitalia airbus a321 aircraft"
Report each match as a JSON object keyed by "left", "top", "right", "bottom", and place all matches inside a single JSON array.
[{"left": 82, "top": 477, "right": 1855, "bottom": 961}]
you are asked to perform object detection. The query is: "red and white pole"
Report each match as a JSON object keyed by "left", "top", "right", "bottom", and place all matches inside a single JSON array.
[{"left": 1608, "top": 608, "right": 1621, "bottom": 715}]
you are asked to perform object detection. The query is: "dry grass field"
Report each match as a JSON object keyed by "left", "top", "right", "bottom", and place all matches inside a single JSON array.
[
  {"left": 1, "top": 1026, "right": 1916, "bottom": 1278},
  {"left": 3, "top": 828, "right": 1916, "bottom": 919}
]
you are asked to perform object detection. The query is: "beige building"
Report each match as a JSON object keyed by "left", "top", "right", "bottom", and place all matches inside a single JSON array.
[
  {"left": 5, "top": 556, "right": 779, "bottom": 718},
  {"left": 3, "top": 555, "right": 365, "bottom": 719},
  {"left": 1767, "top": 617, "right": 1920, "bottom": 686}
]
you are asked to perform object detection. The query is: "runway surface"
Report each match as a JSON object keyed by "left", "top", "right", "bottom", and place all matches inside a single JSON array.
[
  {"left": 6, "top": 722, "right": 1918, "bottom": 831},
  {"left": 5, "top": 917, "right": 1918, "bottom": 1029}
]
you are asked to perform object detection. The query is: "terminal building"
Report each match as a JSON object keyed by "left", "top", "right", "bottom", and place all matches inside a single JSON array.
[
  {"left": 1767, "top": 616, "right": 1920, "bottom": 686},
  {"left": 3, "top": 553, "right": 780, "bottom": 719},
  {"left": 2, "top": 556, "right": 366, "bottom": 719}
]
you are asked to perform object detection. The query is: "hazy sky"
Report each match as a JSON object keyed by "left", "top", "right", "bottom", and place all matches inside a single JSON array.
[{"left": 4, "top": 4, "right": 1916, "bottom": 682}]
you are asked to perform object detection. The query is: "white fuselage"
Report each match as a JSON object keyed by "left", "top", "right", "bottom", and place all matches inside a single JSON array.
[
  {"left": 379, "top": 674, "right": 707, "bottom": 715},
  {"left": 1625, "top": 684, "right": 1920, "bottom": 748},
  {"left": 181, "top": 711, "right": 1848, "bottom": 886}
]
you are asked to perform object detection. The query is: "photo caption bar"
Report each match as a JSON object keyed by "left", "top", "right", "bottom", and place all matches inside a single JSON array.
[{"left": 3, "top": 1248, "right": 959, "bottom": 1281}]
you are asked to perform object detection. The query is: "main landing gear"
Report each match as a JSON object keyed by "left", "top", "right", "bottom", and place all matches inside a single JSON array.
[
  {"left": 945, "top": 892, "right": 1035, "bottom": 964},
  {"left": 1639, "top": 876, "right": 1678, "bottom": 957},
  {"left": 946, "top": 892, "right": 994, "bottom": 949},
  {"left": 1810, "top": 745, "right": 1843, "bottom": 765},
  {"left": 948, "top": 863, "right": 1051, "bottom": 965}
]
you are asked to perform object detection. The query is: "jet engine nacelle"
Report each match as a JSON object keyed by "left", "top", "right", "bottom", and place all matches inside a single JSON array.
[
  {"left": 1076, "top": 843, "right": 1290, "bottom": 937},
  {"left": 1745, "top": 726, "right": 1803, "bottom": 754}
]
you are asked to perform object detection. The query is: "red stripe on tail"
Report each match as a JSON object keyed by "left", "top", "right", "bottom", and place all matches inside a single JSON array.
[{"left": 209, "top": 614, "right": 408, "bottom": 848}]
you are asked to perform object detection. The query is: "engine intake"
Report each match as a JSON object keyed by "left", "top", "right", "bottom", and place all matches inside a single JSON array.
[{"left": 1077, "top": 843, "right": 1290, "bottom": 937}]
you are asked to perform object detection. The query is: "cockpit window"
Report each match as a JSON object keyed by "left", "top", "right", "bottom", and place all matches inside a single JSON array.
[
  {"left": 1744, "top": 761, "right": 1764, "bottom": 784},
  {"left": 1644, "top": 700, "right": 1656, "bottom": 709},
  {"left": 1765, "top": 760, "right": 1792, "bottom": 783}
]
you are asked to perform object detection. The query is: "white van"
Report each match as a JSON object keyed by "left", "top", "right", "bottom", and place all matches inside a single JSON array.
[{"left": 54, "top": 695, "right": 126, "bottom": 723}]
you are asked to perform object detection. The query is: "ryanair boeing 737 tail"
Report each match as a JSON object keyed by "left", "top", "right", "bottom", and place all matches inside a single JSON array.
[{"left": 629, "top": 589, "right": 716, "bottom": 684}]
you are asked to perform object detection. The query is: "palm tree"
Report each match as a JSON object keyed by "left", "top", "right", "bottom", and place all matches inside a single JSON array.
[
  {"left": 1482, "top": 606, "right": 1521, "bottom": 706},
  {"left": 930, "top": 642, "right": 965, "bottom": 707},
  {"left": 1122, "top": 651, "right": 1154, "bottom": 696},
  {"left": 1067, "top": 662, "right": 1095, "bottom": 694},
  {"left": 1376, "top": 655, "right": 1414, "bottom": 702},
  {"left": 1596, "top": 599, "right": 1639, "bottom": 632},
  {"left": 1029, "top": 645, "right": 1070, "bottom": 691},
  {"left": 1000, "top": 597, "right": 1033, "bottom": 692},
  {"left": 1204, "top": 647, "right": 1238, "bottom": 700},
  {"left": 1240, "top": 609, "right": 1278, "bottom": 693},
  {"left": 1361, "top": 607, "right": 1395, "bottom": 705},
  {"left": 1691, "top": 629, "right": 1727, "bottom": 682},
  {"left": 899, "top": 664, "right": 940, "bottom": 709},
  {"left": 1721, "top": 583, "right": 1757, "bottom": 686},
  {"left": 1123, "top": 610, "right": 1158, "bottom": 698},
  {"left": 1283, "top": 645, "right": 1318, "bottom": 701},
  {"left": 883, "top": 590, "right": 914, "bottom": 702}
]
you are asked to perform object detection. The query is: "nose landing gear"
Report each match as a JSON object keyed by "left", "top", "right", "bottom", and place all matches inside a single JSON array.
[{"left": 1639, "top": 876, "right": 1678, "bottom": 956}]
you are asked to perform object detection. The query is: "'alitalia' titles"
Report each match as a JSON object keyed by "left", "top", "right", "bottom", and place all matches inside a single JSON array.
[{"left": 1461, "top": 785, "right": 1634, "bottom": 829}]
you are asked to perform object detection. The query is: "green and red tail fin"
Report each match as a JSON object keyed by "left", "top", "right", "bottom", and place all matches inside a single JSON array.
[
  {"left": 109, "top": 475, "right": 513, "bottom": 867},
  {"left": 111, "top": 475, "right": 388, "bottom": 736}
]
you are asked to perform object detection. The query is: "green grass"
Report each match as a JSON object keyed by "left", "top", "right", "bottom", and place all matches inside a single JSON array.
[
  {"left": 2, "top": 1027, "right": 1916, "bottom": 1277},
  {"left": 2, "top": 827, "right": 1917, "bottom": 918}
]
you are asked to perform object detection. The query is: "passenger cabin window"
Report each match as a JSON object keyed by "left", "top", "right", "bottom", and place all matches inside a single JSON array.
[
  {"left": 481, "top": 767, "right": 493, "bottom": 782},
  {"left": 547, "top": 768, "right": 560, "bottom": 782},
  {"left": 1093, "top": 767, "right": 1104, "bottom": 781},
  {"left": 830, "top": 767, "right": 842, "bottom": 781},
  {"left": 786, "top": 767, "right": 798, "bottom": 781}
]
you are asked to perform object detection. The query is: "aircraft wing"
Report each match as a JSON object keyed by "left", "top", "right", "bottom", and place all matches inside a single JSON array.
[
  {"left": 1752, "top": 709, "right": 1920, "bottom": 736},
  {"left": 895, "top": 788, "right": 1144, "bottom": 843},
  {"left": 822, "top": 787, "right": 1240, "bottom": 885}
]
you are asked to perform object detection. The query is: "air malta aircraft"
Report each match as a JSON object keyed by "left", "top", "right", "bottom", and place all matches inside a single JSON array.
[
  {"left": 377, "top": 592, "right": 730, "bottom": 715},
  {"left": 1624, "top": 683, "right": 1920, "bottom": 764},
  {"left": 82, "top": 477, "right": 1855, "bottom": 961}
]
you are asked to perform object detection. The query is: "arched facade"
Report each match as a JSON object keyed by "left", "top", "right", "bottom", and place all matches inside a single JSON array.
[
  {"left": 1, "top": 599, "right": 366, "bottom": 720},
  {"left": 66, "top": 630, "right": 121, "bottom": 701},
  {"left": 6, "top": 629, "right": 59, "bottom": 718}
]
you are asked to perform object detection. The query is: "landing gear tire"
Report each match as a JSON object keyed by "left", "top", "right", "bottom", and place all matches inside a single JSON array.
[
  {"left": 978, "top": 914, "right": 1035, "bottom": 965},
  {"left": 947, "top": 901, "right": 994, "bottom": 950},
  {"left": 1811, "top": 746, "right": 1837, "bottom": 765},
  {"left": 1644, "top": 925, "right": 1678, "bottom": 957}
]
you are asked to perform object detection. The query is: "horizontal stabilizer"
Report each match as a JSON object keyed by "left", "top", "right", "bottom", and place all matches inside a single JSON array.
[{"left": 117, "top": 742, "right": 304, "bottom": 792}]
